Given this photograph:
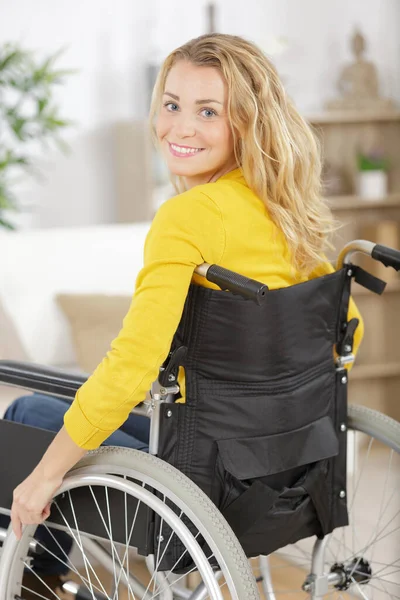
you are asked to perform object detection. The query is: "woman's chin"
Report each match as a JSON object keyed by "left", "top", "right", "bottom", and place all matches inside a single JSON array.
[{"left": 167, "top": 162, "right": 208, "bottom": 178}]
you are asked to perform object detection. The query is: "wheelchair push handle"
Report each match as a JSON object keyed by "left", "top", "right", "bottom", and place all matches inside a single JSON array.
[
  {"left": 371, "top": 244, "right": 400, "bottom": 271},
  {"left": 337, "top": 239, "right": 400, "bottom": 271},
  {"left": 195, "top": 263, "right": 268, "bottom": 305}
]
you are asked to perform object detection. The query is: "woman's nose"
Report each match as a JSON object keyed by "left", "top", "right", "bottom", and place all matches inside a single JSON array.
[{"left": 173, "top": 114, "right": 196, "bottom": 138}]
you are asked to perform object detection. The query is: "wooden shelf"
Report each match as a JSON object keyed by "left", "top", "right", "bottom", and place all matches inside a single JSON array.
[
  {"left": 311, "top": 106, "right": 400, "bottom": 413},
  {"left": 306, "top": 110, "right": 400, "bottom": 125},
  {"left": 326, "top": 194, "right": 400, "bottom": 211},
  {"left": 351, "top": 362, "right": 400, "bottom": 380}
]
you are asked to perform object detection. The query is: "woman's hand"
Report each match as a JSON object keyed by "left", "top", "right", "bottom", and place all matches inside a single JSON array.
[
  {"left": 11, "top": 466, "right": 63, "bottom": 539},
  {"left": 11, "top": 426, "right": 87, "bottom": 539}
]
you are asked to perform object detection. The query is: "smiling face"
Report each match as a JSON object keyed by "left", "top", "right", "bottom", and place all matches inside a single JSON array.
[{"left": 155, "top": 60, "right": 237, "bottom": 188}]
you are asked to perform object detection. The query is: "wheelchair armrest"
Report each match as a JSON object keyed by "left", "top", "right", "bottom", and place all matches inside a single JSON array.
[{"left": 0, "top": 360, "right": 88, "bottom": 400}]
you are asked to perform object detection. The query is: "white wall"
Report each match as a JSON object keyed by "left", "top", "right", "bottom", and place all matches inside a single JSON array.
[
  {"left": 220, "top": 0, "right": 400, "bottom": 114},
  {"left": 1, "top": 0, "right": 399, "bottom": 228},
  {"left": 1, "top": 0, "right": 157, "bottom": 228}
]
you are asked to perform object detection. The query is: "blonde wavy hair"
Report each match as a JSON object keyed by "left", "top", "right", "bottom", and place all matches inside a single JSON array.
[{"left": 149, "top": 33, "right": 335, "bottom": 274}]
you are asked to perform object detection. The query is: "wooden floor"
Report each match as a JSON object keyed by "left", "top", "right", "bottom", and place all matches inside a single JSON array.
[
  {"left": 66, "top": 554, "right": 354, "bottom": 599},
  {"left": 67, "top": 557, "right": 306, "bottom": 599}
]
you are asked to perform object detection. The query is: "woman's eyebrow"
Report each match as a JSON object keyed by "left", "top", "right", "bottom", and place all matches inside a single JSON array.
[{"left": 163, "top": 91, "right": 223, "bottom": 105}]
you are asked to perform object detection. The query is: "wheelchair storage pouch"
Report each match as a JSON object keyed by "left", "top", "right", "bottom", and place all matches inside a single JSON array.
[{"left": 214, "top": 415, "right": 339, "bottom": 557}]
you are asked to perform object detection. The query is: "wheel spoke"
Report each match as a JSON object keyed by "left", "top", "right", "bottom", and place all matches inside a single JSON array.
[
  {"left": 142, "top": 509, "right": 189, "bottom": 597},
  {"left": 123, "top": 475, "right": 135, "bottom": 600},
  {"left": 88, "top": 485, "right": 138, "bottom": 598},
  {"left": 53, "top": 498, "right": 109, "bottom": 598},
  {"left": 22, "top": 561, "right": 64, "bottom": 600},
  {"left": 373, "top": 559, "right": 400, "bottom": 578},
  {"left": 151, "top": 494, "right": 168, "bottom": 596},
  {"left": 33, "top": 536, "right": 106, "bottom": 596},
  {"left": 112, "top": 479, "right": 146, "bottom": 597},
  {"left": 41, "top": 523, "right": 83, "bottom": 579},
  {"left": 104, "top": 486, "right": 119, "bottom": 598}
]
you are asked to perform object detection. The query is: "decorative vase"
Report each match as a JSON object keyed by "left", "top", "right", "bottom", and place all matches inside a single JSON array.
[{"left": 357, "top": 170, "right": 388, "bottom": 200}]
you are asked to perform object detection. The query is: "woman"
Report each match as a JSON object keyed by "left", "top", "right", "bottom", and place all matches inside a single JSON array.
[{"left": 7, "top": 33, "right": 363, "bottom": 595}]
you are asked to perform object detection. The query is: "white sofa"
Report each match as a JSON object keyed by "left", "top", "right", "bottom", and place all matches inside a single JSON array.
[{"left": 0, "top": 222, "right": 151, "bottom": 414}]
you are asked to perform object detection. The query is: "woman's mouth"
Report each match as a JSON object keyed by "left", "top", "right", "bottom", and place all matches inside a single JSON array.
[{"left": 168, "top": 142, "right": 205, "bottom": 158}]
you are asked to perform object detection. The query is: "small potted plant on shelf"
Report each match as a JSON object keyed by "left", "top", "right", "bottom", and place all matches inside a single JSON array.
[
  {"left": 0, "top": 43, "right": 74, "bottom": 229},
  {"left": 357, "top": 148, "right": 389, "bottom": 201}
]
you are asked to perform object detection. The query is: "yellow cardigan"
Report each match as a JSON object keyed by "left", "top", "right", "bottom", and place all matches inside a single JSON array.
[{"left": 64, "top": 168, "right": 363, "bottom": 449}]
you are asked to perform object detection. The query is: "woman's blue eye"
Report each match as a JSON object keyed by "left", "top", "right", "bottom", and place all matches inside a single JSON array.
[
  {"left": 201, "top": 108, "right": 216, "bottom": 118},
  {"left": 165, "top": 102, "right": 179, "bottom": 111}
]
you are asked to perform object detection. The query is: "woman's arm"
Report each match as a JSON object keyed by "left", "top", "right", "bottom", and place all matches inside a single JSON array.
[
  {"left": 10, "top": 189, "right": 225, "bottom": 537},
  {"left": 63, "top": 191, "right": 225, "bottom": 449}
]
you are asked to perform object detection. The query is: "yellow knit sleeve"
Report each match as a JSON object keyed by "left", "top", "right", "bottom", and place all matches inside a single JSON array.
[{"left": 64, "top": 190, "right": 225, "bottom": 449}]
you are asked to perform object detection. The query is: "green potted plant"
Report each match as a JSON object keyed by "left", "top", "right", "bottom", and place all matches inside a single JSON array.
[{"left": 0, "top": 43, "right": 74, "bottom": 229}]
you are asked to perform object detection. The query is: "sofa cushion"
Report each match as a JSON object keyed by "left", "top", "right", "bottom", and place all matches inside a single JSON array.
[
  {"left": 0, "top": 223, "right": 150, "bottom": 366},
  {"left": 56, "top": 293, "right": 131, "bottom": 373}
]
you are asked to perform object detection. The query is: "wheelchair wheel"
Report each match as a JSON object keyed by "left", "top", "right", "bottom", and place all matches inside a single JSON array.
[
  {"left": 0, "top": 448, "right": 259, "bottom": 600},
  {"left": 254, "top": 404, "right": 400, "bottom": 599}
]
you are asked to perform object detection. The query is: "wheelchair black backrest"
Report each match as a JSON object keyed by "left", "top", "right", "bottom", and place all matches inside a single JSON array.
[{"left": 156, "top": 267, "right": 352, "bottom": 569}]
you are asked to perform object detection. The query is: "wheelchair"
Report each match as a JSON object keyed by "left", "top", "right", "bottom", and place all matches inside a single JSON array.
[{"left": 0, "top": 239, "right": 399, "bottom": 600}]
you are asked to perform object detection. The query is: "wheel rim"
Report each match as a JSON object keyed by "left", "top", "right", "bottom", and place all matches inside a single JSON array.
[{"left": 0, "top": 470, "right": 242, "bottom": 600}]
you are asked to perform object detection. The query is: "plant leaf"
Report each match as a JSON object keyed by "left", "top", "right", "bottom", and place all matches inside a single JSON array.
[
  {"left": 10, "top": 117, "right": 28, "bottom": 140},
  {"left": 37, "top": 96, "right": 49, "bottom": 114},
  {"left": 0, "top": 216, "right": 16, "bottom": 230},
  {"left": 0, "top": 47, "right": 26, "bottom": 71},
  {"left": 0, "top": 41, "right": 75, "bottom": 222}
]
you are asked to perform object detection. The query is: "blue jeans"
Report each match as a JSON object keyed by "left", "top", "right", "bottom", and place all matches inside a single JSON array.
[{"left": 2, "top": 393, "right": 150, "bottom": 575}]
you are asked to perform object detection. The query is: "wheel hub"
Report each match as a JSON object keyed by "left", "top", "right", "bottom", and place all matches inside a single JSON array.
[{"left": 331, "top": 557, "right": 372, "bottom": 591}]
